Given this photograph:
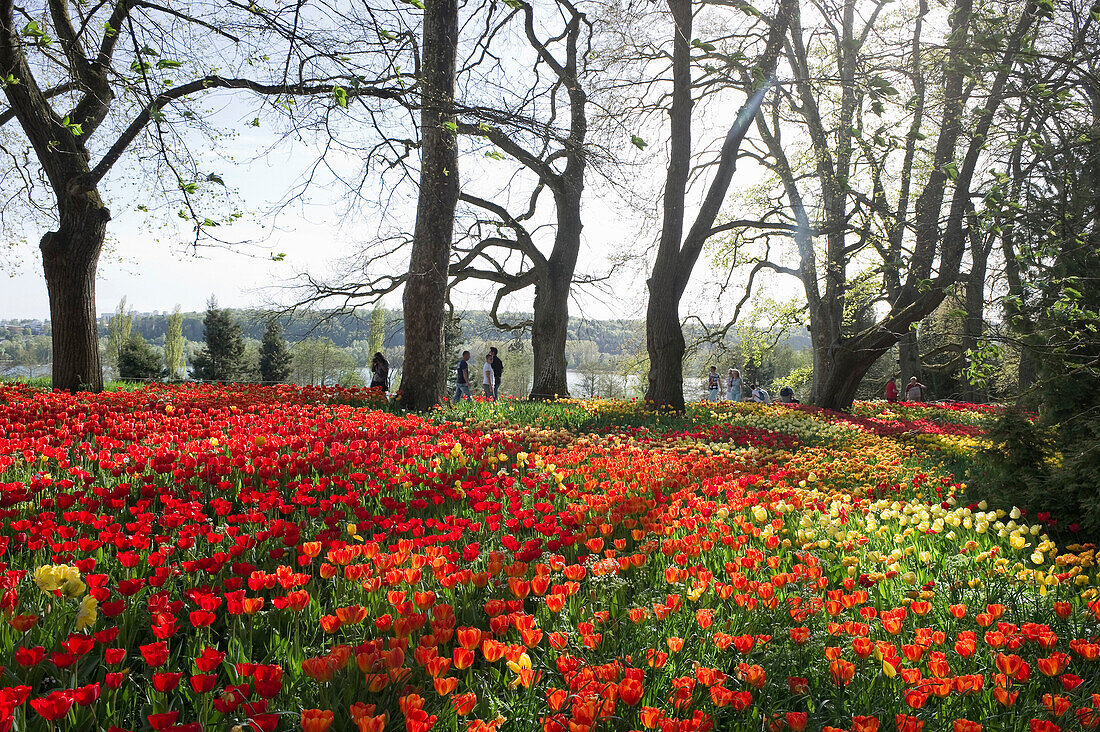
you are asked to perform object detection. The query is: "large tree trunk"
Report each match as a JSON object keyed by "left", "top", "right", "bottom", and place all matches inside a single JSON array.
[
  {"left": 813, "top": 346, "right": 885, "bottom": 411},
  {"left": 961, "top": 225, "right": 992, "bottom": 403},
  {"left": 898, "top": 330, "right": 921, "bottom": 387},
  {"left": 41, "top": 192, "right": 109, "bottom": 393},
  {"left": 398, "top": 0, "right": 458, "bottom": 412},
  {"left": 806, "top": 298, "right": 847, "bottom": 407},
  {"left": 644, "top": 0, "right": 691, "bottom": 412},
  {"left": 530, "top": 199, "right": 582, "bottom": 400},
  {"left": 645, "top": 267, "right": 688, "bottom": 411},
  {"left": 530, "top": 271, "right": 571, "bottom": 400}
]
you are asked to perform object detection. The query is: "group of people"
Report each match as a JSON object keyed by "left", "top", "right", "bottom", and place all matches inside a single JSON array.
[
  {"left": 706, "top": 367, "right": 798, "bottom": 405},
  {"left": 453, "top": 347, "right": 503, "bottom": 401},
  {"left": 885, "top": 376, "right": 927, "bottom": 403},
  {"left": 376, "top": 349, "right": 928, "bottom": 406}
]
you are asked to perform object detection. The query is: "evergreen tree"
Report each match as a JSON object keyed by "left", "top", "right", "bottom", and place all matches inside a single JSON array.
[
  {"left": 259, "top": 320, "right": 293, "bottom": 384},
  {"left": 191, "top": 298, "right": 246, "bottom": 382},
  {"left": 163, "top": 306, "right": 185, "bottom": 380},
  {"left": 118, "top": 333, "right": 162, "bottom": 381}
]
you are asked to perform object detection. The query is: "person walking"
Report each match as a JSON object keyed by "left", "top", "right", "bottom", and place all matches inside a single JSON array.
[
  {"left": 726, "top": 369, "right": 743, "bottom": 402},
  {"left": 370, "top": 352, "right": 389, "bottom": 389},
  {"left": 454, "top": 351, "right": 472, "bottom": 401},
  {"left": 707, "top": 366, "right": 722, "bottom": 402},
  {"left": 905, "top": 376, "right": 927, "bottom": 402},
  {"left": 482, "top": 353, "right": 496, "bottom": 399},
  {"left": 885, "top": 377, "right": 899, "bottom": 403},
  {"left": 490, "top": 347, "right": 503, "bottom": 400}
]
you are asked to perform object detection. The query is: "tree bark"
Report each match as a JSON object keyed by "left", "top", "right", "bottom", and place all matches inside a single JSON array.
[
  {"left": 898, "top": 330, "right": 921, "bottom": 387},
  {"left": 398, "top": 0, "right": 459, "bottom": 411},
  {"left": 812, "top": 347, "right": 884, "bottom": 411},
  {"left": 530, "top": 195, "right": 582, "bottom": 399},
  {"left": 41, "top": 188, "right": 110, "bottom": 393},
  {"left": 961, "top": 219, "right": 993, "bottom": 403},
  {"left": 646, "top": 263, "right": 688, "bottom": 410},
  {"left": 530, "top": 270, "right": 571, "bottom": 400}
]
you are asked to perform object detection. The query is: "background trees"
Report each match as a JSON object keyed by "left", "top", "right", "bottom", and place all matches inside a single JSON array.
[
  {"left": 4, "top": 0, "right": 1095, "bottom": 419},
  {"left": 716, "top": 0, "right": 1043, "bottom": 410}
]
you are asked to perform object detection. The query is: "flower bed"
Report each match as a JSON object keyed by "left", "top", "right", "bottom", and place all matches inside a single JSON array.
[{"left": 0, "top": 384, "right": 1097, "bottom": 732}]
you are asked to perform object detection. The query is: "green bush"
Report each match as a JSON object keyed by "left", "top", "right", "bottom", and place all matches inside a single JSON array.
[{"left": 971, "top": 408, "right": 1100, "bottom": 542}]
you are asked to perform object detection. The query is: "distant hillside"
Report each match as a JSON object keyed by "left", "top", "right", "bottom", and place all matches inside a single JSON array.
[{"left": 97, "top": 308, "right": 810, "bottom": 355}]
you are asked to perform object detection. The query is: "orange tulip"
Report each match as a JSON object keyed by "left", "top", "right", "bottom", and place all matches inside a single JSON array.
[
  {"left": 354, "top": 714, "right": 386, "bottom": 732},
  {"left": 909, "top": 601, "right": 931, "bottom": 616},
  {"left": 1043, "top": 693, "right": 1071, "bottom": 717},
  {"left": 952, "top": 721, "right": 981, "bottom": 732},
  {"left": 1037, "top": 654, "right": 1069, "bottom": 677},
  {"left": 433, "top": 676, "right": 458, "bottom": 696},
  {"left": 995, "top": 653, "right": 1023, "bottom": 678},
  {"left": 456, "top": 627, "right": 481, "bottom": 650},
  {"left": 1077, "top": 707, "right": 1100, "bottom": 730},
  {"left": 452, "top": 692, "right": 476, "bottom": 715},
  {"left": 829, "top": 659, "right": 855, "bottom": 686},
  {"left": 895, "top": 714, "right": 924, "bottom": 732},
  {"left": 301, "top": 709, "right": 334, "bottom": 732},
  {"left": 619, "top": 678, "right": 643, "bottom": 706},
  {"left": 738, "top": 664, "right": 765, "bottom": 689},
  {"left": 453, "top": 648, "right": 475, "bottom": 670},
  {"left": 904, "top": 688, "right": 929, "bottom": 709},
  {"left": 640, "top": 707, "right": 662, "bottom": 730},
  {"left": 301, "top": 657, "right": 337, "bottom": 683},
  {"left": 852, "top": 716, "right": 880, "bottom": 732},
  {"left": 481, "top": 639, "right": 505, "bottom": 663}
]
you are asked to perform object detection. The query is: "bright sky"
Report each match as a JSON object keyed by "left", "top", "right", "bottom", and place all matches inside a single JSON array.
[
  {"left": 0, "top": 3, "right": 784, "bottom": 326},
  {"left": 0, "top": 100, "right": 650, "bottom": 322}
]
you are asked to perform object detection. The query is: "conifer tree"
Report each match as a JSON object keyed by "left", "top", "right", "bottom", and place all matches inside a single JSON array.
[
  {"left": 118, "top": 333, "right": 162, "bottom": 381},
  {"left": 191, "top": 298, "right": 246, "bottom": 382},
  {"left": 259, "top": 320, "right": 293, "bottom": 384}
]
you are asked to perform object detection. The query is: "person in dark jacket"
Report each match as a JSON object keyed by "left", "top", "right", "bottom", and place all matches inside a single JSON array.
[
  {"left": 489, "top": 347, "right": 504, "bottom": 399},
  {"left": 370, "top": 352, "right": 389, "bottom": 389}
]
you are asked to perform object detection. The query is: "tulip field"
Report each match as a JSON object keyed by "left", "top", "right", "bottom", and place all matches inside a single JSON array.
[{"left": 2, "top": 383, "right": 1099, "bottom": 732}]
